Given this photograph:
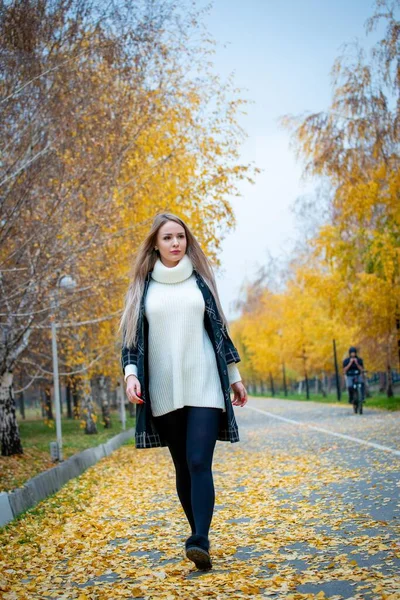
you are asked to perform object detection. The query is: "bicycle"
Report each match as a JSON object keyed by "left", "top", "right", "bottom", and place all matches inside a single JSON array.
[{"left": 350, "top": 374, "right": 365, "bottom": 414}]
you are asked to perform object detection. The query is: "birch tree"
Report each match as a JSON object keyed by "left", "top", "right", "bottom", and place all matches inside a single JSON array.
[{"left": 1, "top": 0, "right": 257, "bottom": 454}]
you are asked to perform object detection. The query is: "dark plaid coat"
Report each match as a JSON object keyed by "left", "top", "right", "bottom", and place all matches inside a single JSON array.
[{"left": 120, "top": 268, "right": 241, "bottom": 448}]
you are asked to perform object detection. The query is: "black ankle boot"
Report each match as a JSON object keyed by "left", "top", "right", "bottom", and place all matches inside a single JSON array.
[{"left": 185, "top": 534, "right": 212, "bottom": 570}]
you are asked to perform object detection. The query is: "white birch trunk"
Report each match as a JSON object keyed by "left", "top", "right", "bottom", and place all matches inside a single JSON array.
[{"left": 0, "top": 372, "right": 23, "bottom": 456}]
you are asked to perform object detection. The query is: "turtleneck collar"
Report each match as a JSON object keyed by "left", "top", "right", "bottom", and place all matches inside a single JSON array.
[{"left": 151, "top": 252, "right": 193, "bottom": 284}]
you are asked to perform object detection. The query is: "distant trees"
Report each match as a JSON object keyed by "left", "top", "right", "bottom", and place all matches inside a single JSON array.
[{"left": 234, "top": 0, "right": 400, "bottom": 397}]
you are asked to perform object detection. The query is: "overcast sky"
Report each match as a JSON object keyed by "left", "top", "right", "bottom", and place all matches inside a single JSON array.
[{"left": 198, "top": 0, "right": 380, "bottom": 320}]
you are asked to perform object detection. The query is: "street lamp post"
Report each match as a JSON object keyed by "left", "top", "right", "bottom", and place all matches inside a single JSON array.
[
  {"left": 277, "top": 329, "right": 288, "bottom": 396},
  {"left": 302, "top": 346, "right": 310, "bottom": 400},
  {"left": 333, "top": 338, "right": 341, "bottom": 401},
  {"left": 282, "top": 359, "right": 287, "bottom": 396},
  {"left": 50, "top": 274, "right": 77, "bottom": 462}
]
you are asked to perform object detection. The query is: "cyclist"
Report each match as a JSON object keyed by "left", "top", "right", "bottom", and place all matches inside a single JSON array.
[{"left": 343, "top": 346, "right": 365, "bottom": 404}]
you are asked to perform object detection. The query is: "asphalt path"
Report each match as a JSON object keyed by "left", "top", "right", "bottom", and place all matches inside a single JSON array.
[
  {"left": 2, "top": 395, "right": 399, "bottom": 599},
  {"left": 232, "top": 396, "right": 400, "bottom": 599},
  {"left": 242, "top": 396, "right": 400, "bottom": 455}
]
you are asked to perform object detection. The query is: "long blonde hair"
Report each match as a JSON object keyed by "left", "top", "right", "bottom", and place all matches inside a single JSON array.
[{"left": 118, "top": 212, "right": 231, "bottom": 348}]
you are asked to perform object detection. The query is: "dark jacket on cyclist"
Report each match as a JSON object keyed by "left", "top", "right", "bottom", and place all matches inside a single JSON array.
[{"left": 343, "top": 346, "right": 364, "bottom": 377}]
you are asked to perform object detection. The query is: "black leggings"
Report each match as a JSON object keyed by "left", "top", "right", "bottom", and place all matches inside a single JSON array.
[{"left": 152, "top": 406, "right": 221, "bottom": 538}]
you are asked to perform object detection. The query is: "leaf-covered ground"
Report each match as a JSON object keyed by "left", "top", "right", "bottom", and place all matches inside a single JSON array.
[
  {"left": 1, "top": 398, "right": 399, "bottom": 599},
  {"left": 0, "top": 410, "right": 136, "bottom": 493}
]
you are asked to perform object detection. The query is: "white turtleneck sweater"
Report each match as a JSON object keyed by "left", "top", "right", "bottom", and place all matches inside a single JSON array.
[{"left": 124, "top": 253, "right": 241, "bottom": 417}]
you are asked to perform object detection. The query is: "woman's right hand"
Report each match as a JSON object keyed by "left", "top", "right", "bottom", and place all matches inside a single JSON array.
[{"left": 126, "top": 375, "right": 145, "bottom": 404}]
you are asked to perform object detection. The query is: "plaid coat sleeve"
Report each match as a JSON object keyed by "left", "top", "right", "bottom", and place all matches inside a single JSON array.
[
  {"left": 120, "top": 327, "right": 139, "bottom": 376},
  {"left": 221, "top": 322, "right": 241, "bottom": 365},
  {"left": 200, "top": 272, "right": 241, "bottom": 367}
]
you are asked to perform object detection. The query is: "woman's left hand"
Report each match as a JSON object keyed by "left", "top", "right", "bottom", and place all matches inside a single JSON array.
[{"left": 230, "top": 381, "right": 248, "bottom": 407}]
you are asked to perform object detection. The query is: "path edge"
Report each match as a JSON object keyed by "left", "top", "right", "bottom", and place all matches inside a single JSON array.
[{"left": 0, "top": 427, "right": 135, "bottom": 528}]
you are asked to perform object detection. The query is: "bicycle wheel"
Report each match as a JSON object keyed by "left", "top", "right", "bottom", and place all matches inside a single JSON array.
[{"left": 353, "top": 388, "right": 358, "bottom": 413}]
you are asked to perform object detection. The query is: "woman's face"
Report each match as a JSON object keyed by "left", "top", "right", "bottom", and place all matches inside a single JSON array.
[{"left": 156, "top": 221, "right": 187, "bottom": 267}]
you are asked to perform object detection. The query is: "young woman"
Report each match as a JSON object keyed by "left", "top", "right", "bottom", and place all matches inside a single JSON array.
[{"left": 119, "top": 212, "right": 248, "bottom": 570}]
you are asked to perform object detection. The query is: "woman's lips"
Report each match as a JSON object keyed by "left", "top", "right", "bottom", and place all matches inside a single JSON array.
[{"left": 171, "top": 250, "right": 181, "bottom": 253}]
